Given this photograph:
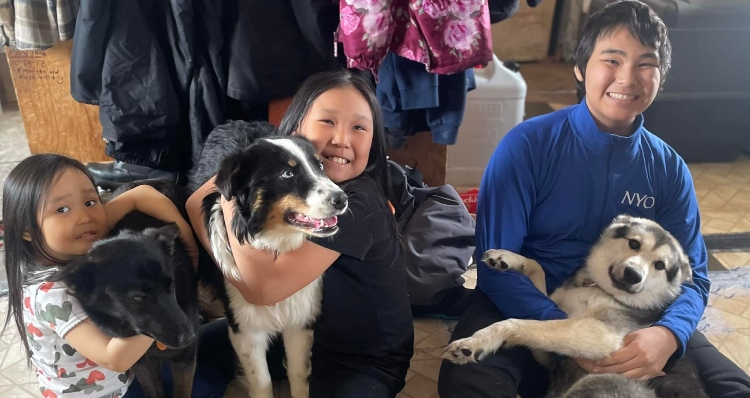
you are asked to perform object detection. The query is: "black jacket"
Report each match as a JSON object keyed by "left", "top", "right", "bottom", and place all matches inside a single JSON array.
[
  {"left": 71, "top": 0, "right": 226, "bottom": 171},
  {"left": 223, "top": 0, "right": 339, "bottom": 103},
  {"left": 70, "top": 0, "right": 339, "bottom": 171}
]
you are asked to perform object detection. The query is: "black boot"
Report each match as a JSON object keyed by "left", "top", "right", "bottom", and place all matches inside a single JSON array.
[{"left": 86, "top": 161, "right": 178, "bottom": 190}]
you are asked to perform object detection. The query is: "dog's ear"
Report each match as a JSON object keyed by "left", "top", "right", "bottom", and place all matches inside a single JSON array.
[
  {"left": 613, "top": 214, "right": 633, "bottom": 225},
  {"left": 48, "top": 258, "right": 96, "bottom": 299},
  {"left": 215, "top": 150, "right": 262, "bottom": 202},
  {"left": 143, "top": 223, "right": 181, "bottom": 256},
  {"left": 679, "top": 256, "right": 693, "bottom": 285},
  {"left": 607, "top": 214, "right": 635, "bottom": 239},
  {"left": 215, "top": 147, "right": 269, "bottom": 244}
]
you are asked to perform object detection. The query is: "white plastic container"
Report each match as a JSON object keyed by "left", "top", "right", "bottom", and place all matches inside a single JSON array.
[{"left": 446, "top": 54, "right": 527, "bottom": 187}]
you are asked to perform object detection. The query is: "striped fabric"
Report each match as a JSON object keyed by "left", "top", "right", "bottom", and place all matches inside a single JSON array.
[{"left": 0, "top": 0, "right": 79, "bottom": 50}]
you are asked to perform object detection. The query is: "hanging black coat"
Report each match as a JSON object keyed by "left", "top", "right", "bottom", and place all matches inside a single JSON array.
[
  {"left": 70, "top": 0, "right": 225, "bottom": 171},
  {"left": 223, "top": 0, "right": 339, "bottom": 103},
  {"left": 70, "top": 0, "right": 338, "bottom": 171}
]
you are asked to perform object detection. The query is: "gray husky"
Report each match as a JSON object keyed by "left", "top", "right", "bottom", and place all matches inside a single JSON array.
[{"left": 443, "top": 215, "right": 708, "bottom": 398}]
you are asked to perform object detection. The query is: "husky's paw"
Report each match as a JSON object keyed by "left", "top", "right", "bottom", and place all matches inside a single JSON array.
[
  {"left": 442, "top": 338, "right": 485, "bottom": 364},
  {"left": 442, "top": 329, "right": 502, "bottom": 365},
  {"left": 481, "top": 249, "right": 527, "bottom": 272}
]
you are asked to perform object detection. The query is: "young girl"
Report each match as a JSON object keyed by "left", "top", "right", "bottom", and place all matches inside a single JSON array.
[
  {"left": 0, "top": 154, "right": 220, "bottom": 398},
  {"left": 186, "top": 70, "right": 414, "bottom": 397}
]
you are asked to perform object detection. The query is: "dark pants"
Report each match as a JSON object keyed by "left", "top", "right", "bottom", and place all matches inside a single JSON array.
[
  {"left": 268, "top": 341, "right": 399, "bottom": 398},
  {"left": 142, "top": 318, "right": 399, "bottom": 398},
  {"left": 309, "top": 357, "right": 396, "bottom": 398},
  {"left": 124, "top": 320, "right": 233, "bottom": 398},
  {"left": 438, "top": 290, "right": 750, "bottom": 398}
]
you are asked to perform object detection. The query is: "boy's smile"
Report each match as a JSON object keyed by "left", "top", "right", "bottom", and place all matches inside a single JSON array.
[{"left": 575, "top": 26, "right": 662, "bottom": 136}]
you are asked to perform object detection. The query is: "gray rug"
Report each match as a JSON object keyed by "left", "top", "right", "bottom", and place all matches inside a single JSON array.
[{"left": 698, "top": 267, "right": 750, "bottom": 337}]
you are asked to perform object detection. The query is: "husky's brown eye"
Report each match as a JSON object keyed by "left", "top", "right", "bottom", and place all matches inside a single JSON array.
[
  {"left": 654, "top": 261, "right": 666, "bottom": 270},
  {"left": 628, "top": 239, "right": 641, "bottom": 250}
]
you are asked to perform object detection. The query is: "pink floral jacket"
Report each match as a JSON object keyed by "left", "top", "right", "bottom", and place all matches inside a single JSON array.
[{"left": 338, "top": 0, "right": 493, "bottom": 75}]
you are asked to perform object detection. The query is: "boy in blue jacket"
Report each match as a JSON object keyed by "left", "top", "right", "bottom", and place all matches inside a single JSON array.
[{"left": 438, "top": 1, "right": 750, "bottom": 397}]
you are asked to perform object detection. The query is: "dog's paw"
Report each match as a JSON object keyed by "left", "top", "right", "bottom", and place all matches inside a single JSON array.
[
  {"left": 442, "top": 331, "right": 501, "bottom": 365},
  {"left": 442, "top": 338, "right": 485, "bottom": 364},
  {"left": 481, "top": 249, "right": 527, "bottom": 272}
]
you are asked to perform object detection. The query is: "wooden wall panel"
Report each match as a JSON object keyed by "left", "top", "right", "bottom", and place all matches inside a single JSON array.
[
  {"left": 5, "top": 40, "right": 109, "bottom": 163},
  {"left": 387, "top": 131, "right": 447, "bottom": 187},
  {"left": 268, "top": 97, "right": 294, "bottom": 127},
  {"left": 492, "top": 0, "right": 558, "bottom": 62}
]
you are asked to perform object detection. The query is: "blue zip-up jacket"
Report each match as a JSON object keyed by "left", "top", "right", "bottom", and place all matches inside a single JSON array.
[{"left": 475, "top": 100, "right": 709, "bottom": 357}]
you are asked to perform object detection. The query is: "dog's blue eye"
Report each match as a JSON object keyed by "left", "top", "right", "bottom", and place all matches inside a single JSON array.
[
  {"left": 654, "top": 261, "right": 666, "bottom": 270},
  {"left": 281, "top": 170, "right": 294, "bottom": 179},
  {"left": 319, "top": 162, "right": 324, "bottom": 170},
  {"left": 628, "top": 239, "right": 641, "bottom": 250}
]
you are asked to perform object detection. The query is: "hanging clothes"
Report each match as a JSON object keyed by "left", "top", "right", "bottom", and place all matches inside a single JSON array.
[
  {"left": 376, "top": 52, "right": 476, "bottom": 147},
  {"left": 224, "top": 0, "right": 339, "bottom": 103},
  {"left": 70, "top": 0, "right": 340, "bottom": 173},
  {"left": 0, "top": 0, "right": 79, "bottom": 50},
  {"left": 338, "top": 0, "right": 493, "bottom": 75},
  {"left": 70, "top": 0, "right": 225, "bottom": 173}
]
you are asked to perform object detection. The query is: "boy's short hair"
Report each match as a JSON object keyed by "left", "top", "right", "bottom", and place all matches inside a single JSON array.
[{"left": 574, "top": 0, "right": 672, "bottom": 98}]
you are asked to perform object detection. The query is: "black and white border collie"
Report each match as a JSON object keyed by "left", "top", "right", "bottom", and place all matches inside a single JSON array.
[{"left": 188, "top": 120, "right": 348, "bottom": 398}]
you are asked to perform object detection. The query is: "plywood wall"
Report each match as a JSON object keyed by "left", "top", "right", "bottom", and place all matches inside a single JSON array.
[
  {"left": 492, "top": 0, "right": 558, "bottom": 62},
  {"left": 5, "top": 40, "right": 110, "bottom": 163},
  {"left": 387, "top": 131, "right": 447, "bottom": 187}
]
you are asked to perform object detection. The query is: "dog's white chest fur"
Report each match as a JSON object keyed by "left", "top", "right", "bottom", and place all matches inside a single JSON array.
[
  {"left": 551, "top": 285, "right": 615, "bottom": 319},
  {"left": 208, "top": 201, "right": 323, "bottom": 398},
  {"left": 225, "top": 277, "right": 322, "bottom": 333}
]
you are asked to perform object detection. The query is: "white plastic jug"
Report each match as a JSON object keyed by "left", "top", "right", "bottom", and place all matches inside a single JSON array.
[{"left": 447, "top": 54, "right": 527, "bottom": 187}]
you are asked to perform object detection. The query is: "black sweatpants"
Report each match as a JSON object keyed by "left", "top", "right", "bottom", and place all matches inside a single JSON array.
[
  {"left": 438, "top": 290, "right": 750, "bottom": 398},
  {"left": 198, "top": 319, "right": 401, "bottom": 398}
]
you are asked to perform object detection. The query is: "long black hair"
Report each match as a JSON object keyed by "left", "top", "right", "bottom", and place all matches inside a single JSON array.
[
  {"left": 574, "top": 0, "right": 672, "bottom": 100},
  {"left": 2, "top": 154, "right": 98, "bottom": 365},
  {"left": 278, "top": 70, "right": 394, "bottom": 203}
]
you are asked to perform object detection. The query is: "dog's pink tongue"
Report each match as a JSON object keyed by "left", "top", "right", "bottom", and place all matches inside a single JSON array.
[
  {"left": 294, "top": 214, "right": 338, "bottom": 229},
  {"left": 311, "top": 216, "right": 337, "bottom": 229},
  {"left": 322, "top": 216, "right": 337, "bottom": 227}
]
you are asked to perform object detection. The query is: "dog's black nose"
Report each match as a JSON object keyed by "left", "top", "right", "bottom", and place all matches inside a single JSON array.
[
  {"left": 328, "top": 191, "right": 348, "bottom": 211},
  {"left": 623, "top": 267, "right": 642, "bottom": 284}
]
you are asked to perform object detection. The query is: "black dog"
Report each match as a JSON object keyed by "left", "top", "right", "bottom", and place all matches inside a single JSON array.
[{"left": 51, "top": 204, "right": 200, "bottom": 398}]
